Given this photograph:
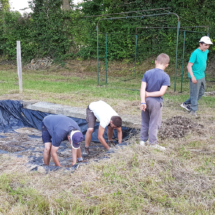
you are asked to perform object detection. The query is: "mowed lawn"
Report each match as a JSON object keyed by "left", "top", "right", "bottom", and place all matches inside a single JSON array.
[{"left": 0, "top": 61, "right": 215, "bottom": 214}]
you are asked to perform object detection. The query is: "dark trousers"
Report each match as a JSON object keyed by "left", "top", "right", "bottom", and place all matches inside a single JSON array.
[{"left": 141, "top": 98, "right": 162, "bottom": 145}]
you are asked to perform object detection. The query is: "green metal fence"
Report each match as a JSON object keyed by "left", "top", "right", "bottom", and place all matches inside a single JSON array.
[
  {"left": 96, "top": 12, "right": 210, "bottom": 92},
  {"left": 96, "top": 11, "right": 180, "bottom": 90}
]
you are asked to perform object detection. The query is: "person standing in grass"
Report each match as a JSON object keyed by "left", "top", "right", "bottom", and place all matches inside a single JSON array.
[
  {"left": 180, "top": 36, "right": 213, "bottom": 116},
  {"left": 84, "top": 100, "right": 122, "bottom": 155},
  {"left": 42, "top": 114, "right": 85, "bottom": 167},
  {"left": 140, "top": 53, "right": 170, "bottom": 151}
]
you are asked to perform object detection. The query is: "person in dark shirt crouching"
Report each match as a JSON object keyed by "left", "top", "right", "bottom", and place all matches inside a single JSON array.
[{"left": 42, "top": 114, "right": 85, "bottom": 167}]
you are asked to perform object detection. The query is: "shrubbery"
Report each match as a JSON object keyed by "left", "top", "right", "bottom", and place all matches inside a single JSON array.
[{"left": 0, "top": 0, "right": 214, "bottom": 62}]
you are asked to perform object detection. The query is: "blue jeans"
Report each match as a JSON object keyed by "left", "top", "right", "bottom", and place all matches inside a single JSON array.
[{"left": 184, "top": 77, "right": 205, "bottom": 112}]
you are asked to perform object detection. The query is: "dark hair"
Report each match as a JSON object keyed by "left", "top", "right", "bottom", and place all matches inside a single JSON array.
[
  {"left": 111, "top": 116, "right": 122, "bottom": 127},
  {"left": 199, "top": 42, "right": 205, "bottom": 45}
]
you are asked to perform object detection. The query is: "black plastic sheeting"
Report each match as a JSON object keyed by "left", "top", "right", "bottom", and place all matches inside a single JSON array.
[
  {"left": 0, "top": 100, "right": 135, "bottom": 142},
  {"left": 0, "top": 100, "right": 137, "bottom": 173}
]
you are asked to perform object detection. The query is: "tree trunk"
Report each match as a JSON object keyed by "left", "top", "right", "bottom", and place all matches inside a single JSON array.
[{"left": 62, "top": 0, "right": 70, "bottom": 10}]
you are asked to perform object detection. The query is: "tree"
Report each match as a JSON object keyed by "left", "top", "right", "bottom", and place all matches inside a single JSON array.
[
  {"left": 0, "top": 0, "right": 10, "bottom": 12},
  {"left": 62, "top": 0, "right": 70, "bottom": 10}
]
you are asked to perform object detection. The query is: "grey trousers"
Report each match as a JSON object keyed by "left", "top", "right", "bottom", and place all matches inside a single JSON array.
[
  {"left": 184, "top": 77, "right": 205, "bottom": 112},
  {"left": 141, "top": 98, "right": 162, "bottom": 145}
]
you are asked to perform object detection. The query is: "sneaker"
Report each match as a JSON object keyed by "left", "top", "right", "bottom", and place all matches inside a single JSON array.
[
  {"left": 149, "top": 144, "right": 166, "bottom": 151},
  {"left": 82, "top": 147, "right": 90, "bottom": 156},
  {"left": 140, "top": 141, "right": 146, "bottom": 146},
  {"left": 180, "top": 103, "right": 191, "bottom": 111},
  {"left": 189, "top": 111, "right": 197, "bottom": 117}
]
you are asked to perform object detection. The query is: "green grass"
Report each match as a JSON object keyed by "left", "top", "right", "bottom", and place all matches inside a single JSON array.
[
  {"left": 1, "top": 62, "right": 215, "bottom": 214},
  {"left": 1, "top": 68, "right": 215, "bottom": 108}
]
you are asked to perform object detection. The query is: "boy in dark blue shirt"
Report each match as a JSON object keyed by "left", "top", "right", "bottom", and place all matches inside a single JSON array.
[
  {"left": 42, "top": 114, "right": 84, "bottom": 167},
  {"left": 140, "top": 53, "right": 170, "bottom": 151}
]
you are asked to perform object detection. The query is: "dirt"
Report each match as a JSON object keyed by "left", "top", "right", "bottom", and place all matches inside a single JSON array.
[
  {"left": 159, "top": 116, "right": 204, "bottom": 139},
  {"left": 204, "top": 91, "right": 215, "bottom": 96},
  {"left": 0, "top": 127, "right": 111, "bottom": 167}
]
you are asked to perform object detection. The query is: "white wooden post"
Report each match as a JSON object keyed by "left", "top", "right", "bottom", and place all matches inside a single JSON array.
[{"left": 16, "top": 41, "right": 23, "bottom": 93}]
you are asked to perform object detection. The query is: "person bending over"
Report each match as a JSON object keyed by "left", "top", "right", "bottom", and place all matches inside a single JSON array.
[
  {"left": 42, "top": 114, "right": 84, "bottom": 167},
  {"left": 84, "top": 100, "right": 122, "bottom": 155}
]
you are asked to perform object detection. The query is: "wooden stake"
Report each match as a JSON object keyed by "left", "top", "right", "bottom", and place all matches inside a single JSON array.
[{"left": 16, "top": 41, "right": 23, "bottom": 93}]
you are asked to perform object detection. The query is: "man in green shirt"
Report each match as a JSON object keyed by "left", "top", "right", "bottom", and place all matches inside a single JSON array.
[{"left": 180, "top": 36, "right": 213, "bottom": 116}]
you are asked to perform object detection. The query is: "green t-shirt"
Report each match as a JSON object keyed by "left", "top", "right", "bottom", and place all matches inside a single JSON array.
[{"left": 188, "top": 48, "right": 209, "bottom": 80}]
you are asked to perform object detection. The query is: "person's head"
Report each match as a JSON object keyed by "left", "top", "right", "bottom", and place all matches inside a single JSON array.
[
  {"left": 199, "top": 36, "right": 213, "bottom": 51},
  {"left": 155, "top": 53, "right": 170, "bottom": 70},
  {"left": 110, "top": 116, "right": 122, "bottom": 128},
  {"left": 68, "top": 130, "right": 83, "bottom": 149}
]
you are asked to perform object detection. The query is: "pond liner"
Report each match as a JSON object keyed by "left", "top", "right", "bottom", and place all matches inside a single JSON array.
[{"left": 0, "top": 100, "right": 137, "bottom": 173}]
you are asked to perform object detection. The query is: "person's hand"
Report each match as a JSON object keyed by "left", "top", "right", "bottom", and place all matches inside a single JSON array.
[
  {"left": 140, "top": 104, "right": 147, "bottom": 111},
  {"left": 145, "top": 91, "right": 148, "bottom": 98},
  {"left": 192, "top": 76, "right": 197, "bottom": 84}
]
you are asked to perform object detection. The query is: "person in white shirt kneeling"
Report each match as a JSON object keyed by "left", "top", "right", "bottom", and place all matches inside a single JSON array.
[{"left": 84, "top": 100, "right": 122, "bottom": 155}]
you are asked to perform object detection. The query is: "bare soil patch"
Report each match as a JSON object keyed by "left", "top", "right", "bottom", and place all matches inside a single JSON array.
[
  {"left": 0, "top": 127, "right": 112, "bottom": 168},
  {"left": 159, "top": 116, "right": 204, "bottom": 139}
]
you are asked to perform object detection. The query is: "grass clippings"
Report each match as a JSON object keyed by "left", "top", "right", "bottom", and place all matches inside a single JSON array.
[{"left": 0, "top": 59, "right": 215, "bottom": 214}]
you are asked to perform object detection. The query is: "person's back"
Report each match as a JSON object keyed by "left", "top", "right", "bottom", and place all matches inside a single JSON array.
[
  {"left": 43, "top": 114, "right": 80, "bottom": 147},
  {"left": 42, "top": 114, "right": 84, "bottom": 167},
  {"left": 143, "top": 68, "right": 170, "bottom": 102},
  {"left": 140, "top": 53, "right": 170, "bottom": 151},
  {"left": 84, "top": 100, "right": 122, "bottom": 155},
  {"left": 89, "top": 100, "right": 118, "bottom": 128}
]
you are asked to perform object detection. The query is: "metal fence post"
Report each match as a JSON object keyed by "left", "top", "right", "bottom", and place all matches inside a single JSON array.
[
  {"left": 97, "top": 25, "right": 99, "bottom": 85},
  {"left": 105, "top": 33, "right": 107, "bottom": 84},
  {"left": 134, "top": 34, "right": 137, "bottom": 77},
  {"left": 174, "top": 21, "right": 180, "bottom": 92},
  {"left": 180, "top": 31, "right": 186, "bottom": 93},
  {"left": 16, "top": 41, "right": 23, "bottom": 93}
]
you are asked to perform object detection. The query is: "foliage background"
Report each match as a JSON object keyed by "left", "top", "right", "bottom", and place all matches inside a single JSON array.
[{"left": 0, "top": 0, "right": 214, "bottom": 62}]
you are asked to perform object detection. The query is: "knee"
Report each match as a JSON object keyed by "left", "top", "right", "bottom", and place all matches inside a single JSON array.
[
  {"left": 44, "top": 144, "right": 51, "bottom": 153},
  {"left": 87, "top": 128, "right": 94, "bottom": 134}
]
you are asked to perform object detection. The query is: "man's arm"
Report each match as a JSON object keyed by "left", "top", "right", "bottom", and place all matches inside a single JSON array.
[
  {"left": 140, "top": 81, "right": 147, "bottom": 111},
  {"left": 187, "top": 62, "right": 197, "bottom": 84},
  {"left": 146, "top": 85, "right": 168, "bottom": 97},
  {"left": 51, "top": 146, "right": 61, "bottom": 167},
  {"left": 117, "top": 127, "right": 122, "bottom": 143},
  {"left": 98, "top": 125, "right": 110, "bottom": 150}
]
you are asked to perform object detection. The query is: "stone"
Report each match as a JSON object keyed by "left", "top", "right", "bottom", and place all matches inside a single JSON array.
[{"left": 23, "top": 101, "right": 141, "bottom": 128}]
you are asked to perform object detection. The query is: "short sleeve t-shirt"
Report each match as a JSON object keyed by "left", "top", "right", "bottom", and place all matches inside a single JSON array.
[
  {"left": 43, "top": 114, "right": 81, "bottom": 147},
  {"left": 142, "top": 68, "right": 170, "bottom": 102},
  {"left": 89, "top": 100, "right": 119, "bottom": 128},
  {"left": 188, "top": 48, "right": 209, "bottom": 80}
]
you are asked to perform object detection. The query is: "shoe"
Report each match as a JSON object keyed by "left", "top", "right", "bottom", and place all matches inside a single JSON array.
[
  {"left": 71, "top": 163, "right": 79, "bottom": 171},
  {"left": 189, "top": 111, "right": 197, "bottom": 117},
  {"left": 149, "top": 144, "right": 166, "bottom": 151},
  {"left": 108, "top": 140, "right": 116, "bottom": 147},
  {"left": 77, "top": 159, "right": 88, "bottom": 163},
  {"left": 82, "top": 147, "right": 90, "bottom": 156},
  {"left": 180, "top": 103, "right": 191, "bottom": 111},
  {"left": 140, "top": 141, "right": 146, "bottom": 146}
]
